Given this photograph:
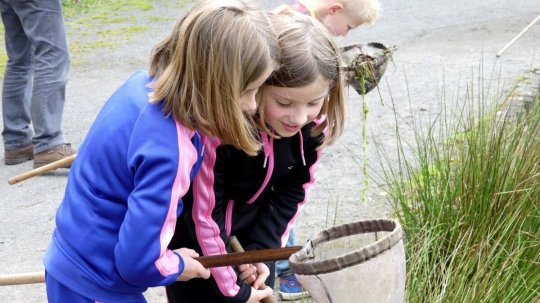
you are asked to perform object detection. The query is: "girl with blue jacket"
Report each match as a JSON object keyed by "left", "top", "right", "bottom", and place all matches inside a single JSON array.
[{"left": 43, "top": 1, "right": 278, "bottom": 302}]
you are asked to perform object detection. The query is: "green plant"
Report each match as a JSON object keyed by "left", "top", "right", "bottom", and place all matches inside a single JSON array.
[
  {"left": 376, "top": 68, "right": 540, "bottom": 302},
  {"left": 61, "top": 0, "right": 154, "bottom": 18}
]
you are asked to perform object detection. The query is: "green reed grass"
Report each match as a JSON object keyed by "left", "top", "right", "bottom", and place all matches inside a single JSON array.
[{"left": 376, "top": 69, "right": 540, "bottom": 302}]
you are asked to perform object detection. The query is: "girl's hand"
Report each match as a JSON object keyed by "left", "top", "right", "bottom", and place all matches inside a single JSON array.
[
  {"left": 251, "top": 263, "right": 270, "bottom": 289},
  {"left": 238, "top": 263, "right": 258, "bottom": 285},
  {"left": 174, "top": 248, "right": 211, "bottom": 281},
  {"left": 247, "top": 286, "right": 273, "bottom": 303},
  {"left": 238, "top": 262, "right": 269, "bottom": 288}
]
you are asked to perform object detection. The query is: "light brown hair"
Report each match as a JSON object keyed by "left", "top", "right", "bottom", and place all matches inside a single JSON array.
[
  {"left": 149, "top": 0, "right": 278, "bottom": 156},
  {"left": 259, "top": 12, "right": 345, "bottom": 147}
]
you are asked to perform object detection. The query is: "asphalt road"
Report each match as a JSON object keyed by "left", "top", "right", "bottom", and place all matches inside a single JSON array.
[{"left": 0, "top": 0, "right": 538, "bottom": 302}]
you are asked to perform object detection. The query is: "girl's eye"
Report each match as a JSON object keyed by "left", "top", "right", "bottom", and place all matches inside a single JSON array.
[
  {"left": 277, "top": 101, "right": 291, "bottom": 107},
  {"left": 309, "top": 100, "right": 323, "bottom": 107}
]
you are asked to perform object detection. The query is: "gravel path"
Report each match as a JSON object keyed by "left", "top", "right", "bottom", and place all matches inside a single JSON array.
[{"left": 0, "top": 1, "right": 538, "bottom": 302}]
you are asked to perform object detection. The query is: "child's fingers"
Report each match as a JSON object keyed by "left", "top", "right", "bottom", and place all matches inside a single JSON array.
[
  {"left": 243, "top": 274, "right": 257, "bottom": 285},
  {"left": 242, "top": 274, "right": 257, "bottom": 285},
  {"left": 251, "top": 273, "right": 268, "bottom": 289},
  {"left": 196, "top": 263, "right": 211, "bottom": 279},
  {"left": 174, "top": 248, "right": 210, "bottom": 281},
  {"left": 237, "top": 264, "right": 250, "bottom": 272},
  {"left": 238, "top": 264, "right": 257, "bottom": 283},
  {"left": 178, "top": 248, "right": 200, "bottom": 258},
  {"left": 247, "top": 286, "right": 273, "bottom": 303},
  {"left": 177, "top": 257, "right": 211, "bottom": 281},
  {"left": 251, "top": 263, "right": 269, "bottom": 289},
  {"left": 254, "top": 286, "right": 273, "bottom": 301}
]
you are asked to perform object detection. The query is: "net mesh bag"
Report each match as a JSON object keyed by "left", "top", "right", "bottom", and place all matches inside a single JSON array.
[
  {"left": 289, "top": 219, "right": 405, "bottom": 303},
  {"left": 341, "top": 42, "right": 396, "bottom": 95}
]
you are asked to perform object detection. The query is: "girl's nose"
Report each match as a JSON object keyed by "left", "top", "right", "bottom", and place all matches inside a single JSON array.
[
  {"left": 243, "top": 99, "right": 257, "bottom": 113},
  {"left": 240, "top": 95, "right": 257, "bottom": 114},
  {"left": 290, "top": 110, "right": 308, "bottom": 126}
]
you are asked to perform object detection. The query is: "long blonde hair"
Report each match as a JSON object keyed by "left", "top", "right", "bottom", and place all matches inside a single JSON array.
[
  {"left": 149, "top": 0, "right": 278, "bottom": 156},
  {"left": 259, "top": 12, "right": 345, "bottom": 147}
]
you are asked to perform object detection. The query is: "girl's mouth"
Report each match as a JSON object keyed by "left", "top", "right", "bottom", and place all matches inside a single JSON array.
[{"left": 282, "top": 122, "right": 299, "bottom": 133}]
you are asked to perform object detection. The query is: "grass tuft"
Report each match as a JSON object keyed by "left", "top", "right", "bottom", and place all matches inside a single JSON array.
[{"left": 376, "top": 68, "right": 540, "bottom": 302}]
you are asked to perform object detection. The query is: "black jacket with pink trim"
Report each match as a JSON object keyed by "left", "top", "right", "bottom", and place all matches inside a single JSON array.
[{"left": 169, "top": 121, "right": 324, "bottom": 303}]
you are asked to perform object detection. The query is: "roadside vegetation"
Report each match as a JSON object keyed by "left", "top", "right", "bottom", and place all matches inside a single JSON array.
[{"left": 377, "top": 69, "right": 540, "bottom": 302}]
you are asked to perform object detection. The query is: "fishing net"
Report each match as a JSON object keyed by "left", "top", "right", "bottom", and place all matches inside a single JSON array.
[
  {"left": 289, "top": 219, "right": 405, "bottom": 303},
  {"left": 341, "top": 42, "right": 396, "bottom": 95}
]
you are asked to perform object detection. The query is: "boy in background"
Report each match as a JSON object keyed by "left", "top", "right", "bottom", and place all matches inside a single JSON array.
[
  {"left": 273, "top": 0, "right": 379, "bottom": 36},
  {"left": 272, "top": 0, "right": 380, "bottom": 300}
]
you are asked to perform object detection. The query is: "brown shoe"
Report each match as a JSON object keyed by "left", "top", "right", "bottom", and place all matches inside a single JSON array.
[
  {"left": 4, "top": 143, "right": 34, "bottom": 165},
  {"left": 33, "top": 143, "right": 77, "bottom": 169}
]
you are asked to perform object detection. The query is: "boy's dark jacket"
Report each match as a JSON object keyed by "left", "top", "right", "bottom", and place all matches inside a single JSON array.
[{"left": 169, "top": 122, "right": 324, "bottom": 303}]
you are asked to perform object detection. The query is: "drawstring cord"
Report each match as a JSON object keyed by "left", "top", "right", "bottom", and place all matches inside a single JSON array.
[
  {"left": 262, "top": 132, "right": 270, "bottom": 168},
  {"left": 298, "top": 131, "right": 306, "bottom": 166}
]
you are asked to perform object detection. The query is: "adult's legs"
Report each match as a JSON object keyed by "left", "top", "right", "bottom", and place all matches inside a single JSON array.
[
  {"left": 0, "top": 0, "right": 34, "bottom": 149},
  {"left": 9, "top": 0, "right": 70, "bottom": 152}
]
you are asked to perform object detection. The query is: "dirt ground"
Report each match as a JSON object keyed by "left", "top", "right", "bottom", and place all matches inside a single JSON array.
[{"left": 0, "top": 0, "right": 538, "bottom": 302}]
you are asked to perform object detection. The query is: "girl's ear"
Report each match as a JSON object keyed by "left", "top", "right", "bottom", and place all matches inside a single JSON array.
[{"left": 328, "top": 3, "right": 343, "bottom": 15}]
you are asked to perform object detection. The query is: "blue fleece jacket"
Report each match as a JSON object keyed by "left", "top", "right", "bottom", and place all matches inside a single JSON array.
[{"left": 44, "top": 71, "right": 204, "bottom": 302}]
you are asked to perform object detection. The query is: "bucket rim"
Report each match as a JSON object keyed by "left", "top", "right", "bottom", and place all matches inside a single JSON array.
[{"left": 289, "top": 219, "right": 403, "bottom": 275}]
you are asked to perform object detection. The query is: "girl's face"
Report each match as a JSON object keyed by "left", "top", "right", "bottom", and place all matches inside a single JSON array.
[
  {"left": 262, "top": 76, "right": 329, "bottom": 137},
  {"left": 239, "top": 65, "right": 274, "bottom": 114}
]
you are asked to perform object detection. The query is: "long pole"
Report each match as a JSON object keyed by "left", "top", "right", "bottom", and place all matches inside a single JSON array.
[
  {"left": 496, "top": 14, "right": 540, "bottom": 57},
  {"left": 0, "top": 245, "right": 301, "bottom": 286}
]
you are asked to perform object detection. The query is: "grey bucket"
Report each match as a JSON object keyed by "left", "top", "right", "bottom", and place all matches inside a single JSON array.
[{"left": 289, "top": 219, "right": 406, "bottom": 303}]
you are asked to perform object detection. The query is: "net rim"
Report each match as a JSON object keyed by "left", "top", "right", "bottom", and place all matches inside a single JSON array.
[{"left": 289, "top": 219, "right": 403, "bottom": 275}]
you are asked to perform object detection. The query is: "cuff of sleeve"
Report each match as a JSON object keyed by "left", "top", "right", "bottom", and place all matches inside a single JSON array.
[{"left": 172, "top": 250, "right": 185, "bottom": 279}]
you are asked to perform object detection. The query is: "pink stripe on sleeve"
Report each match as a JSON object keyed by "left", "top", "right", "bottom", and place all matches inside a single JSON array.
[
  {"left": 192, "top": 136, "right": 241, "bottom": 297},
  {"left": 154, "top": 126, "right": 198, "bottom": 276}
]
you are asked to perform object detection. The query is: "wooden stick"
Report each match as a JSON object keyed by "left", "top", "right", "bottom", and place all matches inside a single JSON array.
[
  {"left": 0, "top": 246, "right": 301, "bottom": 286},
  {"left": 496, "top": 14, "right": 540, "bottom": 57},
  {"left": 198, "top": 245, "right": 301, "bottom": 268},
  {"left": 230, "top": 236, "right": 277, "bottom": 303},
  {"left": 0, "top": 271, "right": 45, "bottom": 286},
  {"left": 8, "top": 154, "right": 77, "bottom": 185}
]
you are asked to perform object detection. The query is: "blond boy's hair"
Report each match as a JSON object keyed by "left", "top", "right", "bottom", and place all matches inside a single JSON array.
[
  {"left": 259, "top": 12, "right": 345, "bottom": 147},
  {"left": 148, "top": 0, "right": 278, "bottom": 156},
  {"left": 341, "top": 0, "right": 380, "bottom": 25}
]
